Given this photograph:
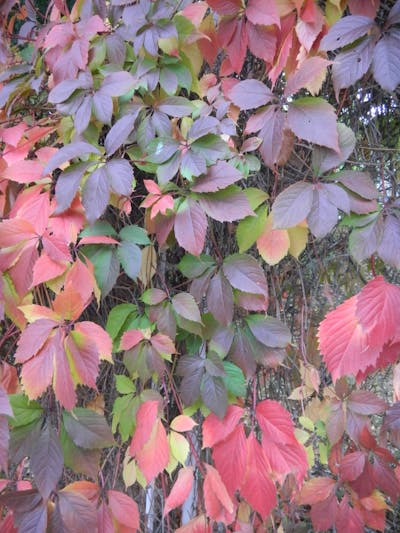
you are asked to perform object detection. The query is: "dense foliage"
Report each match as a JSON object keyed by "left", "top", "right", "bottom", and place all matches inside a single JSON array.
[{"left": 0, "top": 0, "right": 400, "bottom": 531}]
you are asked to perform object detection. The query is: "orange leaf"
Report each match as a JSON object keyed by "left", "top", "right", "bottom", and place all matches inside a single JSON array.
[
  {"left": 170, "top": 415, "right": 197, "bottom": 433},
  {"left": 107, "top": 490, "right": 140, "bottom": 532},
  {"left": 257, "top": 213, "right": 290, "bottom": 265}
]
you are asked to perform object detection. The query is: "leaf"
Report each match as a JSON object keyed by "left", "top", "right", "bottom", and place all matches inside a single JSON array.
[
  {"left": 63, "top": 408, "right": 114, "bottom": 449},
  {"left": 254, "top": 106, "right": 286, "bottom": 169},
  {"left": 222, "top": 362, "right": 246, "bottom": 397},
  {"left": 106, "top": 158, "right": 134, "bottom": 196},
  {"left": 285, "top": 57, "right": 331, "bottom": 96},
  {"left": 82, "top": 166, "right": 109, "bottom": 224},
  {"left": 272, "top": 181, "right": 314, "bottom": 228},
  {"left": 307, "top": 187, "right": 339, "bottom": 238},
  {"left": 105, "top": 111, "right": 140, "bottom": 156},
  {"left": 318, "top": 276, "right": 400, "bottom": 381},
  {"left": 246, "top": 0, "right": 280, "bottom": 27},
  {"left": 174, "top": 199, "right": 207, "bottom": 256},
  {"left": 222, "top": 254, "right": 268, "bottom": 296},
  {"left": 257, "top": 212, "right": 290, "bottom": 265},
  {"left": 312, "top": 123, "right": 356, "bottom": 174},
  {"left": 237, "top": 206, "right": 268, "bottom": 253},
  {"left": 170, "top": 415, "right": 197, "bottom": 433},
  {"left": 197, "top": 187, "right": 254, "bottom": 222},
  {"left": 30, "top": 423, "right": 63, "bottom": 499},
  {"left": 203, "top": 464, "right": 235, "bottom": 524},
  {"left": 177, "top": 356, "right": 205, "bottom": 406},
  {"left": 117, "top": 241, "right": 141, "bottom": 280},
  {"left": 319, "top": 15, "right": 376, "bottom": 51},
  {"left": 9, "top": 394, "right": 43, "bottom": 427},
  {"left": 107, "top": 490, "right": 140, "bottom": 531},
  {"left": 287, "top": 97, "right": 339, "bottom": 152},
  {"left": 298, "top": 477, "right": 336, "bottom": 504},
  {"left": 191, "top": 161, "right": 242, "bottom": 193},
  {"left": 372, "top": 30, "right": 400, "bottom": 92},
  {"left": 164, "top": 467, "right": 194, "bottom": 516},
  {"left": 43, "top": 142, "right": 100, "bottom": 175},
  {"left": 172, "top": 292, "right": 202, "bottom": 323},
  {"left": 53, "top": 488, "right": 97, "bottom": 533},
  {"left": 240, "top": 434, "right": 277, "bottom": 519},
  {"left": 202, "top": 405, "right": 244, "bottom": 450},
  {"left": 334, "top": 171, "right": 378, "bottom": 200},
  {"left": 99, "top": 71, "right": 136, "bottom": 96},
  {"left": 157, "top": 96, "right": 194, "bottom": 117},
  {"left": 228, "top": 80, "right": 273, "bottom": 110},
  {"left": 206, "top": 270, "right": 234, "bottom": 326},
  {"left": 201, "top": 373, "right": 227, "bottom": 419},
  {"left": 246, "top": 315, "right": 291, "bottom": 348}
]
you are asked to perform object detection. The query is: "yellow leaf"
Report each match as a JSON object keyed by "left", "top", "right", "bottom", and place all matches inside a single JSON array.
[
  {"left": 123, "top": 454, "right": 137, "bottom": 488},
  {"left": 288, "top": 224, "right": 308, "bottom": 259},
  {"left": 139, "top": 245, "right": 157, "bottom": 287},
  {"left": 169, "top": 432, "right": 190, "bottom": 465}
]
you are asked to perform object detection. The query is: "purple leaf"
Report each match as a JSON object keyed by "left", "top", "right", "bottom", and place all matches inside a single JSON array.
[
  {"left": 228, "top": 79, "right": 273, "bottom": 110},
  {"left": 319, "top": 15, "right": 376, "bottom": 51},
  {"left": 147, "top": 138, "right": 180, "bottom": 164},
  {"left": 157, "top": 96, "right": 194, "bottom": 117},
  {"left": 191, "top": 161, "right": 243, "bottom": 193},
  {"left": 74, "top": 95, "right": 92, "bottom": 134},
  {"left": 177, "top": 355, "right": 205, "bottom": 406},
  {"left": 106, "top": 33, "right": 126, "bottom": 65},
  {"left": 257, "top": 106, "right": 286, "bottom": 169},
  {"left": 222, "top": 254, "right": 268, "bottom": 296},
  {"left": 30, "top": 424, "right": 63, "bottom": 500},
  {"left": 246, "top": 315, "right": 291, "bottom": 348},
  {"left": 332, "top": 37, "right": 375, "bottom": 99},
  {"left": 197, "top": 186, "right": 254, "bottom": 222},
  {"left": 287, "top": 97, "right": 339, "bottom": 151},
  {"left": 349, "top": 217, "right": 382, "bottom": 262},
  {"left": 284, "top": 57, "right": 331, "bottom": 96},
  {"left": 98, "top": 71, "right": 136, "bottom": 96},
  {"left": 377, "top": 215, "right": 400, "bottom": 269},
  {"left": 229, "top": 328, "right": 257, "bottom": 377},
  {"left": 63, "top": 408, "right": 114, "bottom": 449},
  {"left": 334, "top": 171, "right": 378, "bottom": 199},
  {"left": 206, "top": 271, "right": 234, "bottom": 326},
  {"left": 54, "top": 162, "right": 92, "bottom": 214},
  {"left": 372, "top": 30, "right": 400, "bottom": 92},
  {"left": 0, "top": 417, "right": 9, "bottom": 471},
  {"left": 54, "top": 490, "right": 97, "bottom": 533},
  {"left": 174, "top": 199, "right": 207, "bottom": 256},
  {"left": 312, "top": 123, "right": 356, "bottom": 174},
  {"left": 388, "top": 0, "right": 400, "bottom": 25},
  {"left": 201, "top": 373, "right": 227, "bottom": 419},
  {"left": 106, "top": 158, "right": 134, "bottom": 195},
  {"left": 82, "top": 166, "right": 109, "bottom": 224},
  {"left": 322, "top": 183, "right": 350, "bottom": 213},
  {"left": 272, "top": 181, "right": 314, "bottom": 228},
  {"left": 307, "top": 188, "right": 339, "bottom": 238},
  {"left": 181, "top": 150, "right": 207, "bottom": 178},
  {"left": 105, "top": 109, "right": 140, "bottom": 156},
  {"left": 43, "top": 142, "right": 100, "bottom": 175},
  {"left": 0, "top": 385, "right": 12, "bottom": 417},
  {"left": 188, "top": 116, "right": 220, "bottom": 141},
  {"left": 172, "top": 292, "right": 202, "bottom": 323},
  {"left": 48, "top": 78, "right": 84, "bottom": 104},
  {"left": 93, "top": 92, "right": 113, "bottom": 124}
]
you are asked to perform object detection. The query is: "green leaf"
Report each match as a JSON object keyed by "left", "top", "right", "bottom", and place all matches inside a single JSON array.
[
  {"left": 112, "top": 395, "right": 139, "bottom": 442},
  {"left": 79, "top": 220, "right": 117, "bottom": 238},
  {"left": 81, "top": 245, "right": 119, "bottom": 295},
  {"left": 237, "top": 206, "right": 268, "bottom": 253},
  {"left": 222, "top": 362, "right": 247, "bottom": 397},
  {"left": 115, "top": 375, "right": 136, "bottom": 394},
  {"left": 117, "top": 241, "right": 142, "bottom": 280},
  {"left": 245, "top": 188, "right": 269, "bottom": 210},
  {"left": 106, "top": 303, "right": 138, "bottom": 345},
  {"left": 119, "top": 225, "right": 150, "bottom": 245},
  {"left": 63, "top": 408, "right": 115, "bottom": 449},
  {"left": 9, "top": 394, "right": 43, "bottom": 427},
  {"left": 178, "top": 254, "right": 215, "bottom": 279}
]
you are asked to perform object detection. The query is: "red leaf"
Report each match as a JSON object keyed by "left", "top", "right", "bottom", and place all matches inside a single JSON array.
[
  {"left": 203, "top": 464, "right": 235, "bottom": 524},
  {"left": 170, "top": 415, "right": 197, "bottom": 433},
  {"left": 120, "top": 330, "right": 145, "bottom": 350},
  {"left": 212, "top": 424, "right": 247, "bottom": 496},
  {"left": 203, "top": 405, "right": 244, "bottom": 448},
  {"left": 298, "top": 477, "right": 336, "bottom": 505},
  {"left": 207, "top": 0, "right": 241, "bottom": 15},
  {"left": 129, "top": 400, "right": 159, "bottom": 456},
  {"left": 163, "top": 467, "right": 194, "bottom": 516},
  {"left": 246, "top": 0, "right": 280, "bottom": 27},
  {"left": 241, "top": 434, "right": 276, "bottom": 518},
  {"left": 136, "top": 419, "right": 169, "bottom": 484},
  {"left": 285, "top": 57, "right": 331, "bottom": 96},
  {"left": 107, "top": 490, "right": 140, "bottom": 532},
  {"left": 228, "top": 80, "right": 273, "bottom": 110},
  {"left": 206, "top": 270, "right": 234, "bottom": 325},
  {"left": 174, "top": 199, "right": 207, "bottom": 256},
  {"left": 339, "top": 451, "right": 366, "bottom": 481}
]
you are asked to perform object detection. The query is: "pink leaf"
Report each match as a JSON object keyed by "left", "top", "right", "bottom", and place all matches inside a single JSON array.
[
  {"left": 174, "top": 199, "right": 207, "bottom": 256},
  {"left": 164, "top": 467, "right": 194, "bottom": 516}
]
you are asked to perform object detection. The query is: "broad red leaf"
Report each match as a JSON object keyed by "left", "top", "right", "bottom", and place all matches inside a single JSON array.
[
  {"left": 298, "top": 477, "right": 336, "bottom": 504},
  {"left": 174, "top": 199, "right": 207, "bottom": 256},
  {"left": 175, "top": 514, "right": 211, "bottom": 533},
  {"left": 212, "top": 424, "right": 247, "bottom": 496},
  {"left": 120, "top": 330, "right": 145, "bottom": 350},
  {"left": 339, "top": 451, "right": 366, "bottom": 481},
  {"left": 135, "top": 418, "right": 169, "bottom": 483},
  {"left": 170, "top": 415, "right": 197, "bottom": 433},
  {"left": 285, "top": 57, "right": 331, "bottom": 96},
  {"left": 203, "top": 464, "right": 235, "bottom": 524},
  {"left": 202, "top": 405, "right": 244, "bottom": 448},
  {"left": 163, "top": 467, "right": 194, "bottom": 516},
  {"left": 107, "top": 490, "right": 140, "bottom": 532},
  {"left": 207, "top": 0, "right": 241, "bottom": 15},
  {"left": 287, "top": 97, "right": 339, "bottom": 152},
  {"left": 241, "top": 434, "right": 276, "bottom": 519},
  {"left": 246, "top": 0, "right": 280, "bottom": 27}
]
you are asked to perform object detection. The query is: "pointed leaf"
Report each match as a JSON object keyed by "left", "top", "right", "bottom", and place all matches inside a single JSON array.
[
  {"left": 174, "top": 199, "right": 207, "bottom": 256},
  {"left": 164, "top": 467, "right": 194, "bottom": 516},
  {"left": 30, "top": 424, "right": 63, "bottom": 499},
  {"left": 228, "top": 80, "right": 273, "bottom": 110},
  {"left": 43, "top": 142, "right": 100, "bottom": 175},
  {"left": 63, "top": 408, "right": 114, "bottom": 449}
]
